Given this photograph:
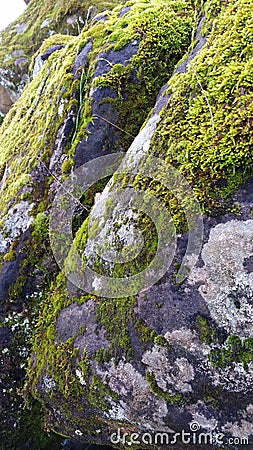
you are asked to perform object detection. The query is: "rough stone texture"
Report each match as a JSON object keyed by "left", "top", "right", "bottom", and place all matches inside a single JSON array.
[
  {"left": 0, "top": 84, "right": 17, "bottom": 114},
  {"left": 0, "top": 0, "right": 123, "bottom": 114},
  {"left": 0, "top": 0, "right": 253, "bottom": 449},
  {"left": 190, "top": 220, "right": 253, "bottom": 337},
  {"left": 74, "top": 41, "right": 139, "bottom": 166}
]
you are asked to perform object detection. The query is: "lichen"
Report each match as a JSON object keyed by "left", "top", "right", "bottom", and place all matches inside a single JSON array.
[
  {"left": 2, "top": 0, "right": 253, "bottom": 446},
  {"left": 148, "top": 0, "right": 253, "bottom": 214}
]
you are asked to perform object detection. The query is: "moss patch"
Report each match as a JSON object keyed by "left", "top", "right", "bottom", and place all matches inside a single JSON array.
[
  {"left": 210, "top": 335, "right": 253, "bottom": 369},
  {"left": 148, "top": 0, "right": 253, "bottom": 215}
]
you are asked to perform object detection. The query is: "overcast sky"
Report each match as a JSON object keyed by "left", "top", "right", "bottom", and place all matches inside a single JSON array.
[{"left": 0, "top": 0, "right": 26, "bottom": 31}]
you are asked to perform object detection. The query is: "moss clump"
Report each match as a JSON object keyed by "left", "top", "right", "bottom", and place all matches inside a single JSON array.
[
  {"left": 135, "top": 320, "right": 157, "bottom": 344},
  {"left": 0, "top": 0, "right": 195, "bottom": 224},
  {"left": 96, "top": 296, "right": 136, "bottom": 356},
  {"left": 61, "top": 158, "right": 73, "bottom": 174},
  {"left": 195, "top": 315, "right": 216, "bottom": 345},
  {"left": 146, "top": 370, "right": 184, "bottom": 405},
  {"left": 90, "top": 0, "right": 195, "bottom": 150},
  {"left": 195, "top": 316, "right": 253, "bottom": 369},
  {"left": 0, "top": 0, "right": 123, "bottom": 104},
  {"left": 8, "top": 0, "right": 253, "bottom": 442},
  {"left": 3, "top": 239, "right": 19, "bottom": 262},
  {"left": 88, "top": 374, "right": 119, "bottom": 410},
  {"left": 148, "top": 0, "right": 253, "bottom": 216},
  {"left": 95, "top": 347, "right": 112, "bottom": 364},
  {"left": 210, "top": 335, "right": 253, "bottom": 369},
  {"left": 32, "top": 212, "right": 49, "bottom": 238},
  {"left": 153, "top": 335, "right": 169, "bottom": 347}
]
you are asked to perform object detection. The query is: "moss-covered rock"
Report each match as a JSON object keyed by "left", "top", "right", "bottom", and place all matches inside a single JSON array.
[
  {"left": 1, "top": 0, "right": 253, "bottom": 448},
  {"left": 0, "top": 0, "right": 197, "bottom": 447},
  {"left": 0, "top": 0, "right": 124, "bottom": 114}
]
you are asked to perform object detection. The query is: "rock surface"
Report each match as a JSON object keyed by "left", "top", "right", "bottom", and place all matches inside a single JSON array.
[
  {"left": 0, "top": 0, "right": 253, "bottom": 448},
  {"left": 0, "top": 0, "right": 123, "bottom": 115}
]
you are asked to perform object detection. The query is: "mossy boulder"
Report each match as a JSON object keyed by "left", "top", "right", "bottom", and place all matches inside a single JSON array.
[
  {"left": 1, "top": 0, "right": 253, "bottom": 448},
  {"left": 0, "top": 0, "right": 196, "bottom": 447},
  {"left": 0, "top": 0, "right": 124, "bottom": 114}
]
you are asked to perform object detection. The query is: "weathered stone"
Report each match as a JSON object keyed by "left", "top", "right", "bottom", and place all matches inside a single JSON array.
[{"left": 1, "top": 0, "right": 253, "bottom": 448}]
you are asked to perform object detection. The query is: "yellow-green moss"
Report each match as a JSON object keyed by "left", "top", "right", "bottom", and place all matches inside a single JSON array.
[
  {"left": 0, "top": 0, "right": 124, "bottom": 95},
  {"left": 88, "top": 374, "right": 119, "bottom": 410},
  {"left": 146, "top": 370, "right": 184, "bottom": 405},
  {"left": 78, "top": 0, "right": 196, "bottom": 151},
  {"left": 148, "top": 0, "right": 253, "bottom": 214},
  {"left": 135, "top": 320, "right": 157, "bottom": 344},
  {"left": 15, "top": 0, "right": 253, "bottom": 441},
  {"left": 3, "top": 239, "right": 19, "bottom": 262},
  {"left": 210, "top": 335, "right": 253, "bottom": 369}
]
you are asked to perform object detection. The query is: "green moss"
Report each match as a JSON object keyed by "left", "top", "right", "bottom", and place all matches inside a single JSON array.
[
  {"left": 96, "top": 297, "right": 136, "bottom": 356},
  {"left": 88, "top": 374, "right": 119, "bottom": 410},
  {"left": 135, "top": 320, "right": 157, "bottom": 344},
  {"left": 32, "top": 212, "right": 49, "bottom": 239},
  {"left": 95, "top": 347, "right": 112, "bottom": 364},
  {"left": 210, "top": 335, "right": 253, "bottom": 369},
  {"left": 0, "top": 0, "right": 123, "bottom": 105},
  {"left": 8, "top": 0, "right": 253, "bottom": 441},
  {"left": 88, "top": 0, "right": 195, "bottom": 151},
  {"left": 3, "top": 239, "right": 19, "bottom": 262},
  {"left": 148, "top": 0, "right": 253, "bottom": 217},
  {"left": 196, "top": 315, "right": 215, "bottom": 345},
  {"left": 61, "top": 158, "right": 74, "bottom": 174},
  {"left": 25, "top": 273, "right": 70, "bottom": 393},
  {"left": 146, "top": 370, "right": 184, "bottom": 405},
  {"left": 154, "top": 335, "right": 169, "bottom": 347}
]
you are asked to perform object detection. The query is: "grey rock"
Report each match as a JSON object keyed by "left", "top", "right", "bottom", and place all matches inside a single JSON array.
[
  {"left": 73, "top": 39, "right": 93, "bottom": 79},
  {"left": 49, "top": 111, "right": 76, "bottom": 173},
  {"left": 94, "top": 41, "right": 139, "bottom": 78},
  {"left": 15, "top": 23, "right": 27, "bottom": 34},
  {"left": 14, "top": 57, "right": 28, "bottom": 68},
  {"left": 74, "top": 41, "right": 140, "bottom": 167},
  {"left": 119, "top": 6, "right": 131, "bottom": 17},
  {"left": 32, "top": 55, "right": 44, "bottom": 78},
  {"left": 56, "top": 300, "right": 110, "bottom": 356},
  {"left": 40, "top": 44, "right": 65, "bottom": 61},
  {"left": 74, "top": 87, "right": 119, "bottom": 166}
]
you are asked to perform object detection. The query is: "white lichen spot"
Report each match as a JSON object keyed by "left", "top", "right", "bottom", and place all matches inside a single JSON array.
[
  {"left": 0, "top": 201, "right": 34, "bottom": 253},
  {"left": 75, "top": 368, "right": 86, "bottom": 385},
  {"left": 75, "top": 429, "right": 83, "bottom": 436},
  {"left": 187, "top": 405, "right": 218, "bottom": 431},
  {"left": 33, "top": 55, "right": 44, "bottom": 78},
  {"left": 58, "top": 99, "right": 65, "bottom": 116},
  {"left": 164, "top": 328, "right": 210, "bottom": 355},
  {"left": 189, "top": 220, "right": 253, "bottom": 337},
  {"left": 222, "top": 419, "right": 253, "bottom": 439},
  {"left": 142, "top": 347, "right": 194, "bottom": 394},
  {"left": 94, "top": 359, "right": 170, "bottom": 431},
  {"left": 213, "top": 362, "right": 253, "bottom": 392},
  {"left": 42, "top": 376, "right": 57, "bottom": 391}
]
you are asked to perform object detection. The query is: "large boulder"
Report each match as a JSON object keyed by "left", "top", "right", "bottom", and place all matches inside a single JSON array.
[
  {"left": 0, "top": 0, "right": 123, "bottom": 115},
  {"left": 24, "top": 0, "right": 253, "bottom": 447},
  {"left": 1, "top": 0, "right": 253, "bottom": 448},
  {"left": 0, "top": 0, "right": 196, "bottom": 447}
]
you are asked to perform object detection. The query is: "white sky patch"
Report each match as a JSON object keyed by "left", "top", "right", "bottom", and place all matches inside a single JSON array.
[{"left": 0, "top": 0, "right": 27, "bottom": 31}]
